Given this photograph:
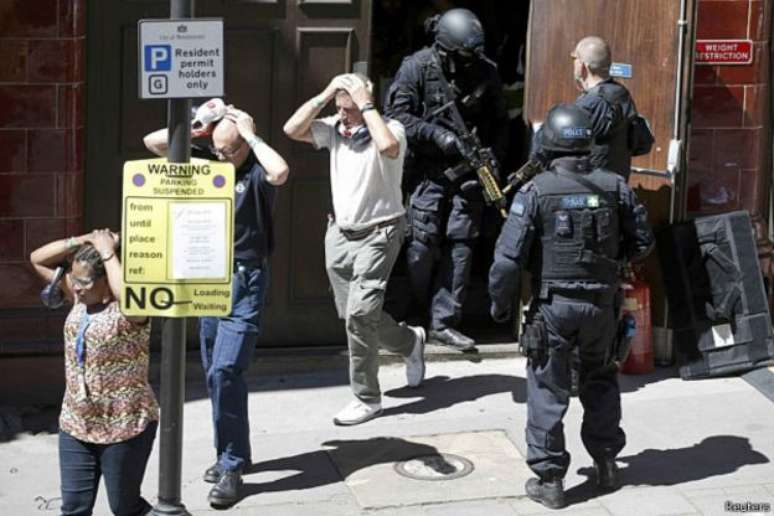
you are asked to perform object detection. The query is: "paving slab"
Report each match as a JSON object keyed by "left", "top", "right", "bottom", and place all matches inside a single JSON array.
[
  {"left": 509, "top": 495, "right": 608, "bottom": 515},
  {"left": 596, "top": 487, "right": 698, "bottom": 516},
  {"left": 327, "top": 430, "right": 531, "bottom": 509},
  {"left": 422, "top": 499, "right": 518, "bottom": 516},
  {"left": 516, "top": 508, "right": 612, "bottom": 516}
]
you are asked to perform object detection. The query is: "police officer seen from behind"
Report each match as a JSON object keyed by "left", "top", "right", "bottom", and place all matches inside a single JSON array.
[
  {"left": 532, "top": 36, "right": 644, "bottom": 181},
  {"left": 489, "top": 104, "right": 654, "bottom": 509},
  {"left": 385, "top": 8, "right": 509, "bottom": 351}
]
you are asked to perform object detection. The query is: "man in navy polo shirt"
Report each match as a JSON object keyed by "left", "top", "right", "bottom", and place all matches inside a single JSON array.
[{"left": 144, "top": 104, "right": 289, "bottom": 507}]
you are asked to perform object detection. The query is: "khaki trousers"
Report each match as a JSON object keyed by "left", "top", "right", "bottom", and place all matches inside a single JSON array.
[{"left": 325, "top": 217, "right": 414, "bottom": 403}]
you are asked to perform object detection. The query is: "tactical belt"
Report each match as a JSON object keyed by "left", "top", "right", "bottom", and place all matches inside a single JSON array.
[
  {"left": 548, "top": 288, "right": 617, "bottom": 305},
  {"left": 337, "top": 216, "right": 402, "bottom": 241}
]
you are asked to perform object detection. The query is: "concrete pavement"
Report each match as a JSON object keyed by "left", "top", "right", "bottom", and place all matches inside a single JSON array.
[{"left": 1, "top": 348, "right": 774, "bottom": 515}]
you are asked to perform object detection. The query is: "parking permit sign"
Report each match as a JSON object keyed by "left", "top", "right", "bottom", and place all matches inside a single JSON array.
[
  {"left": 121, "top": 158, "right": 234, "bottom": 317},
  {"left": 139, "top": 18, "right": 224, "bottom": 99}
]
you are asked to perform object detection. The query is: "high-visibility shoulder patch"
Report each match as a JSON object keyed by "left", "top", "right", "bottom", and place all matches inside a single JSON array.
[
  {"left": 511, "top": 202, "right": 526, "bottom": 217},
  {"left": 560, "top": 194, "right": 600, "bottom": 209}
]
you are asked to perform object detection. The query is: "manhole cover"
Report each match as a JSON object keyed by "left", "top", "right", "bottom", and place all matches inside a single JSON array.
[{"left": 394, "top": 453, "right": 475, "bottom": 481}]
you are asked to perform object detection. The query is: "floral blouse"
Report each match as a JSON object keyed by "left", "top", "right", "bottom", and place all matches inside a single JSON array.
[{"left": 59, "top": 301, "right": 159, "bottom": 444}]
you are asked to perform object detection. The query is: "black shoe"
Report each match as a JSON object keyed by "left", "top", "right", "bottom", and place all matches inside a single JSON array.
[
  {"left": 428, "top": 328, "right": 476, "bottom": 351},
  {"left": 208, "top": 469, "right": 243, "bottom": 507},
  {"left": 525, "top": 477, "right": 566, "bottom": 510},
  {"left": 203, "top": 462, "right": 221, "bottom": 484},
  {"left": 594, "top": 458, "right": 620, "bottom": 491}
]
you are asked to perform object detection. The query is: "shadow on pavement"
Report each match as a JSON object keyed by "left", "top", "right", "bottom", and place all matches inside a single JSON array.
[
  {"left": 0, "top": 405, "right": 60, "bottom": 442},
  {"left": 566, "top": 435, "right": 770, "bottom": 506},
  {"left": 381, "top": 374, "right": 527, "bottom": 417},
  {"left": 182, "top": 366, "right": 351, "bottom": 402},
  {"left": 232, "top": 437, "right": 445, "bottom": 505},
  {"left": 617, "top": 365, "right": 680, "bottom": 394}
]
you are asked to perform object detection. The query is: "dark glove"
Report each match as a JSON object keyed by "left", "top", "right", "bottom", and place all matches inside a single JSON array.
[
  {"left": 460, "top": 179, "right": 482, "bottom": 200},
  {"left": 490, "top": 302, "right": 510, "bottom": 323},
  {"left": 480, "top": 147, "right": 501, "bottom": 181},
  {"left": 433, "top": 129, "right": 463, "bottom": 158}
]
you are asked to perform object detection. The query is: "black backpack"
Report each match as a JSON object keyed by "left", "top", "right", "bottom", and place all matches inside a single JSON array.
[
  {"left": 628, "top": 113, "right": 655, "bottom": 156},
  {"left": 593, "top": 82, "right": 654, "bottom": 156}
]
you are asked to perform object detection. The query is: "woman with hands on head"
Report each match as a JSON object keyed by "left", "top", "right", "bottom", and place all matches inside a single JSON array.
[{"left": 30, "top": 229, "right": 159, "bottom": 516}]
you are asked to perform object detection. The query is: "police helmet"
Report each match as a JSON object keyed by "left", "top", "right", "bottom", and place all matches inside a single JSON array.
[
  {"left": 539, "top": 103, "right": 593, "bottom": 154},
  {"left": 434, "top": 8, "right": 485, "bottom": 57}
]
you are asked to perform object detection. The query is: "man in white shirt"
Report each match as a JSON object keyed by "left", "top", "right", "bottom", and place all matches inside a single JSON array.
[{"left": 284, "top": 73, "right": 426, "bottom": 426}]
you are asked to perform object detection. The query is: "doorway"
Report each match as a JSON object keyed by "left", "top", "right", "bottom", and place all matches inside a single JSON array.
[{"left": 372, "top": 0, "right": 532, "bottom": 341}]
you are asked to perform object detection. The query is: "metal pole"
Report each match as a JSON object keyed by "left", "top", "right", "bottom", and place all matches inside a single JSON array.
[
  {"left": 657, "top": 0, "right": 689, "bottom": 366},
  {"left": 670, "top": 0, "right": 689, "bottom": 225},
  {"left": 152, "top": 1, "right": 193, "bottom": 514}
]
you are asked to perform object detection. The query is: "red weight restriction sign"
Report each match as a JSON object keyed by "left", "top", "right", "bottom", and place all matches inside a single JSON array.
[{"left": 696, "top": 39, "right": 753, "bottom": 65}]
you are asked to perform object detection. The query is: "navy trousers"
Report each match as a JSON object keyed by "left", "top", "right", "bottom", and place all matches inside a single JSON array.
[
  {"left": 526, "top": 292, "right": 626, "bottom": 481},
  {"left": 59, "top": 421, "right": 157, "bottom": 516},
  {"left": 200, "top": 264, "right": 268, "bottom": 472},
  {"left": 407, "top": 179, "right": 483, "bottom": 330}
]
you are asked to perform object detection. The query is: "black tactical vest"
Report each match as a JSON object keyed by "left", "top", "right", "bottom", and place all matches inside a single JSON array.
[
  {"left": 416, "top": 49, "right": 448, "bottom": 123},
  {"left": 416, "top": 48, "right": 489, "bottom": 132},
  {"left": 587, "top": 80, "right": 637, "bottom": 178},
  {"left": 532, "top": 160, "right": 621, "bottom": 286}
]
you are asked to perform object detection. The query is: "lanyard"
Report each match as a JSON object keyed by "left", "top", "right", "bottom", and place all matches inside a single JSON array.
[{"left": 75, "top": 309, "right": 92, "bottom": 369}]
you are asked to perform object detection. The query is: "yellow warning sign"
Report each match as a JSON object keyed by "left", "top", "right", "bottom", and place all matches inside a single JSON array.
[{"left": 121, "top": 158, "right": 234, "bottom": 317}]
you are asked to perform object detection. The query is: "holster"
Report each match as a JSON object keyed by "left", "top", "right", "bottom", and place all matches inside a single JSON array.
[{"left": 520, "top": 313, "right": 548, "bottom": 361}]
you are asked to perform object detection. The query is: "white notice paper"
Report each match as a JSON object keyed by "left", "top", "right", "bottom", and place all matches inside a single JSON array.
[{"left": 170, "top": 202, "right": 227, "bottom": 280}]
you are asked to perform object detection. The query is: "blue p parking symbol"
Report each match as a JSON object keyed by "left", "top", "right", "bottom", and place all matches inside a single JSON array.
[{"left": 144, "top": 45, "right": 172, "bottom": 71}]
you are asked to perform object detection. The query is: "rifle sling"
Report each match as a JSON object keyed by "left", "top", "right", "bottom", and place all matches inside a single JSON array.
[{"left": 427, "top": 51, "right": 471, "bottom": 135}]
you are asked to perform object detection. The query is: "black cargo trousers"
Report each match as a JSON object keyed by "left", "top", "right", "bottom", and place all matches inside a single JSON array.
[{"left": 525, "top": 289, "right": 626, "bottom": 481}]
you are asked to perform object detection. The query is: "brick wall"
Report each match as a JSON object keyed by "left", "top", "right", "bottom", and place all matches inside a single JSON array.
[
  {"left": 688, "top": 0, "right": 771, "bottom": 240},
  {"left": 0, "top": 0, "right": 85, "bottom": 351}
]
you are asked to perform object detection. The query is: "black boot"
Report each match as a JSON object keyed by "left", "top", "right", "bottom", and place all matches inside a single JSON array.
[
  {"left": 525, "top": 477, "right": 566, "bottom": 509},
  {"left": 203, "top": 462, "right": 221, "bottom": 484},
  {"left": 208, "top": 469, "right": 243, "bottom": 507},
  {"left": 594, "top": 458, "right": 620, "bottom": 491},
  {"left": 428, "top": 328, "right": 476, "bottom": 351}
]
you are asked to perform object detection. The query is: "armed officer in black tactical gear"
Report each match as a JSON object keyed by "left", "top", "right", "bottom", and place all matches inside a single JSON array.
[
  {"left": 531, "top": 36, "right": 643, "bottom": 181},
  {"left": 385, "top": 8, "right": 509, "bottom": 351},
  {"left": 489, "top": 104, "right": 654, "bottom": 509}
]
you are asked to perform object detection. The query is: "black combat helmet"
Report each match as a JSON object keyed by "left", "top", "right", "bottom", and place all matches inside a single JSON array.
[
  {"left": 434, "top": 8, "right": 485, "bottom": 57},
  {"left": 539, "top": 103, "right": 593, "bottom": 154}
]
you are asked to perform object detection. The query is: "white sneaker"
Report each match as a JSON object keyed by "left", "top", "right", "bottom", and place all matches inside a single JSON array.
[
  {"left": 405, "top": 325, "right": 426, "bottom": 387},
  {"left": 333, "top": 400, "right": 382, "bottom": 426}
]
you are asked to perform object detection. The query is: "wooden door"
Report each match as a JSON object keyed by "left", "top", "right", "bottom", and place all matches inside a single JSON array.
[
  {"left": 86, "top": 0, "right": 373, "bottom": 345},
  {"left": 525, "top": 0, "right": 697, "bottom": 192}
]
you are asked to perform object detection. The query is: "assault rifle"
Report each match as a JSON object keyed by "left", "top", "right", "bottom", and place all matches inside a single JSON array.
[
  {"left": 425, "top": 55, "right": 543, "bottom": 217},
  {"left": 426, "top": 86, "right": 510, "bottom": 219},
  {"left": 503, "top": 159, "right": 542, "bottom": 195}
]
